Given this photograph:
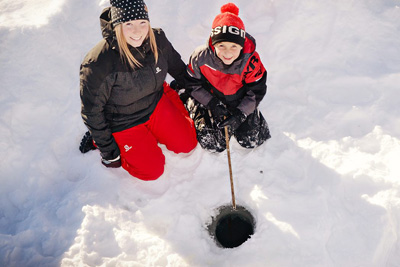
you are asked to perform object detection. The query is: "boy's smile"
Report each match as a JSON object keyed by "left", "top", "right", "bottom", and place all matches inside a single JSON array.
[{"left": 214, "top": 41, "right": 243, "bottom": 65}]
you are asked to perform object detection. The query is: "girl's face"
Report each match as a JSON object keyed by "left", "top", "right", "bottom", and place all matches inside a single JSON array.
[
  {"left": 122, "top": 20, "right": 149, "bottom": 47},
  {"left": 214, "top": 42, "right": 243, "bottom": 65}
]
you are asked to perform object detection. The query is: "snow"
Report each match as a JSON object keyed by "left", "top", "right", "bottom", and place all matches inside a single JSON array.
[{"left": 1, "top": 0, "right": 400, "bottom": 266}]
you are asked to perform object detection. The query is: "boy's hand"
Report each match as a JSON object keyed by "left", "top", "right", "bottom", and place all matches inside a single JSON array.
[
  {"left": 218, "top": 109, "right": 247, "bottom": 130},
  {"left": 208, "top": 97, "right": 230, "bottom": 121}
]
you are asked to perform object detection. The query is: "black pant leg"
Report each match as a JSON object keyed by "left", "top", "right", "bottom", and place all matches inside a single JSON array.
[
  {"left": 234, "top": 109, "right": 271, "bottom": 149},
  {"left": 187, "top": 98, "right": 227, "bottom": 153}
]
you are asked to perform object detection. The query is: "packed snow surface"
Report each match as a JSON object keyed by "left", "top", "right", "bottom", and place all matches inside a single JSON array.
[{"left": 1, "top": 0, "right": 400, "bottom": 266}]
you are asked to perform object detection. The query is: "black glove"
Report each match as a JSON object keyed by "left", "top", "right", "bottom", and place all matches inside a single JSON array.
[
  {"left": 170, "top": 80, "right": 190, "bottom": 103},
  {"left": 79, "top": 131, "right": 97, "bottom": 153},
  {"left": 218, "top": 108, "right": 247, "bottom": 130},
  {"left": 101, "top": 155, "right": 121, "bottom": 168},
  {"left": 169, "top": 80, "right": 182, "bottom": 90},
  {"left": 208, "top": 97, "right": 230, "bottom": 122}
]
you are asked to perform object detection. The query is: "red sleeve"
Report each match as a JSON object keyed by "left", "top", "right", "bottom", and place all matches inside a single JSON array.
[{"left": 243, "top": 52, "right": 266, "bottom": 84}]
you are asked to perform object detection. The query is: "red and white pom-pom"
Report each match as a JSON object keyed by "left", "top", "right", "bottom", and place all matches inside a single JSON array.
[{"left": 220, "top": 3, "right": 239, "bottom": 15}]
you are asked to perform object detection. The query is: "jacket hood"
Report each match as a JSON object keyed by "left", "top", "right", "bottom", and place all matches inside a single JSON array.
[{"left": 100, "top": 7, "right": 115, "bottom": 43}]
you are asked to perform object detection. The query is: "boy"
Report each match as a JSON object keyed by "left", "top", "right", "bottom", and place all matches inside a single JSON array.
[{"left": 184, "top": 3, "right": 271, "bottom": 152}]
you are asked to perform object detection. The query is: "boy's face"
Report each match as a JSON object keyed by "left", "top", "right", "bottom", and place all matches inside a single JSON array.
[{"left": 214, "top": 42, "right": 243, "bottom": 65}]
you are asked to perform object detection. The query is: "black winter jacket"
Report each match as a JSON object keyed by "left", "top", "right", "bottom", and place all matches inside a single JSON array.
[{"left": 80, "top": 7, "right": 186, "bottom": 160}]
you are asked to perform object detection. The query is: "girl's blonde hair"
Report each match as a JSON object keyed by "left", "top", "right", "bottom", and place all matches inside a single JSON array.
[{"left": 114, "top": 22, "right": 158, "bottom": 69}]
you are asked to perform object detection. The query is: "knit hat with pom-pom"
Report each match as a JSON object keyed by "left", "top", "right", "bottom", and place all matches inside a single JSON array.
[
  {"left": 210, "top": 3, "right": 246, "bottom": 47},
  {"left": 110, "top": 0, "right": 149, "bottom": 27}
]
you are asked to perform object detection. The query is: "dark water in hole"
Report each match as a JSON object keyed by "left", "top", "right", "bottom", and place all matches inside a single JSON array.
[{"left": 215, "top": 213, "right": 254, "bottom": 248}]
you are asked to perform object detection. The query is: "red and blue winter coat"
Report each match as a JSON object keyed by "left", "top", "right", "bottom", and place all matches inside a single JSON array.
[{"left": 185, "top": 33, "right": 267, "bottom": 116}]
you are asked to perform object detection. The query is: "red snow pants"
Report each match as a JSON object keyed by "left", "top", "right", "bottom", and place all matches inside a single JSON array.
[{"left": 112, "top": 83, "right": 197, "bottom": 180}]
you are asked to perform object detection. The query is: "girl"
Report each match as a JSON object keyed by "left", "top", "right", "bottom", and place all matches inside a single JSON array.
[{"left": 79, "top": 0, "right": 197, "bottom": 180}]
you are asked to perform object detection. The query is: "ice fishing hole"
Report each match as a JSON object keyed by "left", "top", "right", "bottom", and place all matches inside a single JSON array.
[{"left": 207, "top": 205, "right": 255, "bottom": 248}]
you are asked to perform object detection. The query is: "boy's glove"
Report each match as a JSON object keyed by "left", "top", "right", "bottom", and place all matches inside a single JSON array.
[
  {"left": 208, "top": 97, "right": 230, "bottom": 122},
  {"left": 101, "top": 155, "right": 121, "bottom": 168},
  {"left": 218, "top": 108, "right": 247, "bottom": 130}
]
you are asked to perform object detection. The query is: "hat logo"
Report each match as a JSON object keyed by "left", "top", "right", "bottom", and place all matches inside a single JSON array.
[{"left": 211, "top": 25, "right": 245, "bottom": 39}]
